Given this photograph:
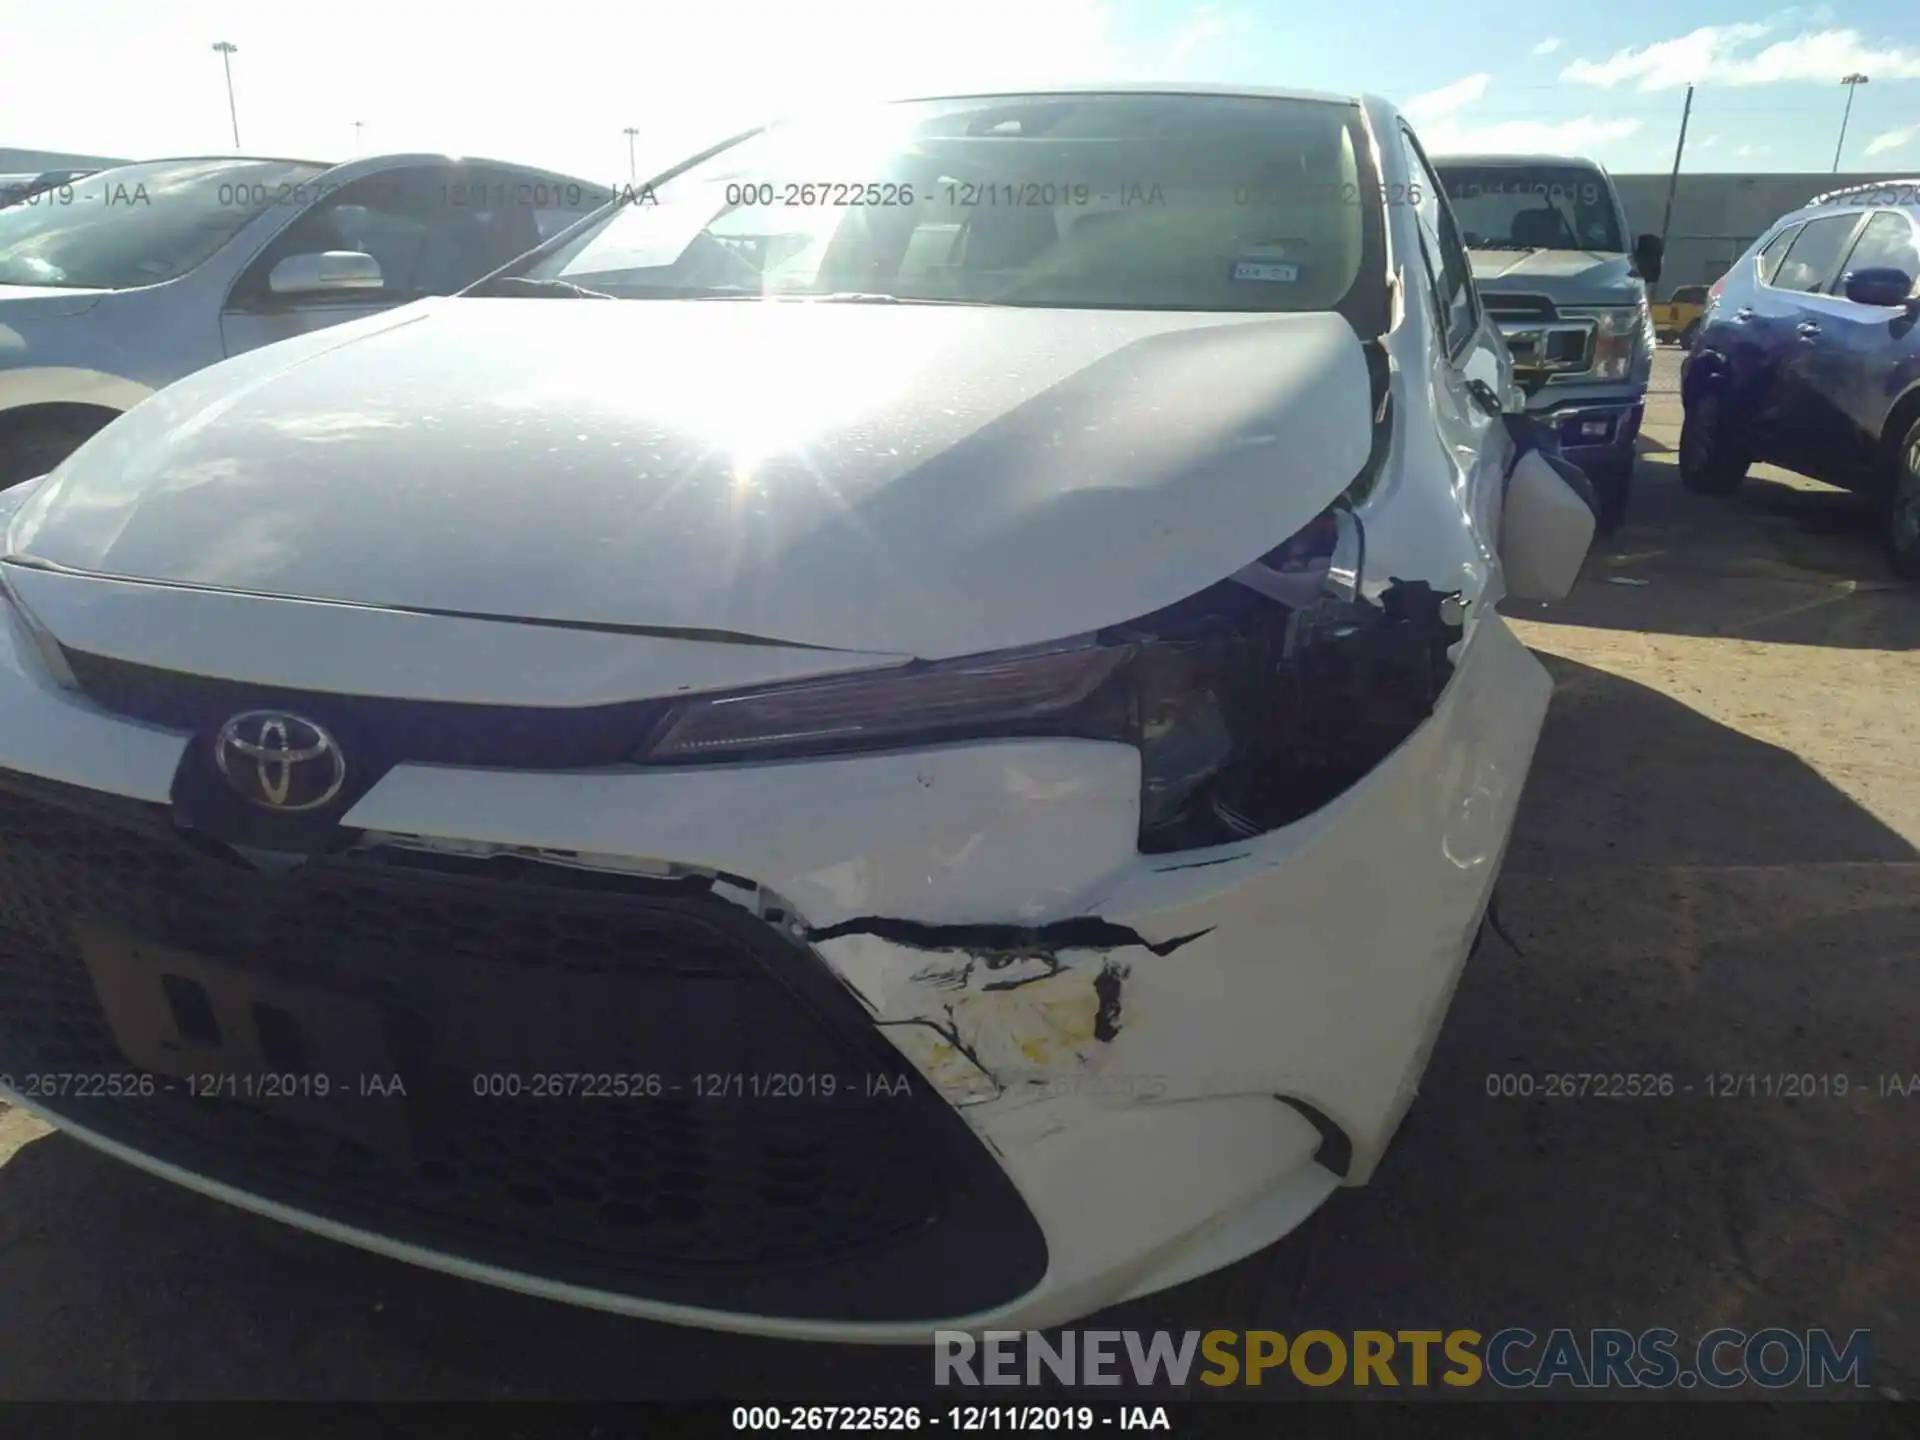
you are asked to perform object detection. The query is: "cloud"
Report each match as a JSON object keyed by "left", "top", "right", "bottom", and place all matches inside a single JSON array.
[
  {"left": 1699, "top": 134, "right": 1722, "bottom": 148},
  {"left": 1165, "top": 3, "right": 1227, "bottom": 66},
  {"left": 1562, "top": 23, "right": 1920, "bottom": 91},
  {"left": 1531, "top": 37, "right": 1562, "bottom": 57},
  {"left": 1864, "top": 125, "right": 1920, "bottom": 158},
  {"left": 1403, "top": 73, "right": 1492, "bottom": 122},
  {"left": 1402, "top": 72, "right": 1639, "bottom": 155},
  {"left": 1735, "top": 143, "right": 1774, "bottom": 157}
]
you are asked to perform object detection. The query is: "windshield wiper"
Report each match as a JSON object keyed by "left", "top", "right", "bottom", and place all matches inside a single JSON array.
[
  {"left": 465, "top": 276, "right": 615, "bottom": 299},
  {"left": 787, "top": 291, "right": 989, "bottom": 306},
  {"left": 657, "top": 289, "right": 990, "bottom": 305}
]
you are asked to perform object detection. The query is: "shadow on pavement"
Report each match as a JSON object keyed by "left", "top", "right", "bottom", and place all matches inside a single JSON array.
[
  {"left": 0, "top": 661, "right": 1913, "bottom": 1402},
  {"left": 1509, "top": 453, "right": 1917, "bottom": 652}
]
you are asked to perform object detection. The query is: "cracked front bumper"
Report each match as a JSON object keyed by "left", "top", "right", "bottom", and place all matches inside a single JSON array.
[{"left": 0, "top": 599, "right": 1552, "bottom": 1340}]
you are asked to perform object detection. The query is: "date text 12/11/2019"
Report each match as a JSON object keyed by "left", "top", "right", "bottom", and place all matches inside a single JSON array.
[
  {"left": 1483, "top": 1072, "right": 1919, "bottom": 1099},
  {"left": 729, "top": 1405, "right": 1173, "bottom": 1431},
  {"left": 468, "top": 1071, "right": 917, "bottom": 1100},
  {"left": 0, "top": 1071, "right": 404, "bottom": 1100},
  {"left": 1, "top": 1069, "right": 925, "bottom": 1104}
]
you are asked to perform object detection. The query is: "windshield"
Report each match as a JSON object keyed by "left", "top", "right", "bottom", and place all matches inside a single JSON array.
[
  {"left": 510, "top": 93, "right": 1387, "bottom": 323},
  {"left": 1432, "top": 164, "right": 1624, "bottom": 253},
  {"left": 0, "top": 158, "right": 326, "bottom": 289}
]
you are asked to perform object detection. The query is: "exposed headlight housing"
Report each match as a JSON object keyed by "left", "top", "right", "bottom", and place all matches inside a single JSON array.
[
  {"left": 1560, "top": 303, "right": 1648, "bottom": 381},
  {"left": 642, "top": 642, "right": 1130, "bottom": 763},
  {"left": 635, "top": 503, "right": 1464, "bottom": 853}
]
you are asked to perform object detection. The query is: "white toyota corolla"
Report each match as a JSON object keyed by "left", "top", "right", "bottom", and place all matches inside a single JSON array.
[{"left": 0, "top": 87, "right": 1591, "bottom": 1340}]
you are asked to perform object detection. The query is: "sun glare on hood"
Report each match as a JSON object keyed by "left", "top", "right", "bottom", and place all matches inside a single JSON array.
[{"left": 491, "top": 302, "right": 955, "bottom": 503}]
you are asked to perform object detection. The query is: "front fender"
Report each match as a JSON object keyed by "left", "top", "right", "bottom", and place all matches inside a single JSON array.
[{"left": 0, "top": 366, "right": 152, "bottom": 419}]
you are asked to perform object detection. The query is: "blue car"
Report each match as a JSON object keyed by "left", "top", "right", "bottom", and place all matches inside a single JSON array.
[{"left": 1679, "top": 180, "right": 1920, "bottom": 579}]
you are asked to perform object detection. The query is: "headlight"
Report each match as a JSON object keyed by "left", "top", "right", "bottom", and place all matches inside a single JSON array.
[
  {"left": 635, "top": 503, "right": 1464, "bottom": 853},
  {"left": 642, "top": 642, "right": 1130, "bottom": 763},
  {"left": 1561, "top": 304, "right": 1647, "bottom": 382}
]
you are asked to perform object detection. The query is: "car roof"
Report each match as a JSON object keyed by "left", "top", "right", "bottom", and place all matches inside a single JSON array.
[
  {"left": 80, "top": 154, "right": 334, "bottom": 172},
  {"left": 1429, "top": 153, "right": 1608, "bottom": 169},
  {"left": 1801, "top": 178, "right": 1920, "bottom": 209},
  {"left": 76, "top": 153, "right": 596, "bottom": 180},
  {"left": 888, "top": 82, "right": 1364, "bottom": 107}
]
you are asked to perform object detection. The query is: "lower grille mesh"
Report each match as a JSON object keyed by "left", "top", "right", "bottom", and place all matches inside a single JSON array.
[{"left": 0, "top": 772, "right": 1047, "bottom": 1320}]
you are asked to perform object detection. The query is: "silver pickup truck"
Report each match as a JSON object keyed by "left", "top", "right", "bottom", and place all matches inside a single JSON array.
[{"left": 1433, "top": 153, "right": 1664, "bottom": 531}]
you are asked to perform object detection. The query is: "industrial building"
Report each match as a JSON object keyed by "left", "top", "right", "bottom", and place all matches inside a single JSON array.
[{"left": 1612, "top": 170, "right": 1920, "bottom": 300}]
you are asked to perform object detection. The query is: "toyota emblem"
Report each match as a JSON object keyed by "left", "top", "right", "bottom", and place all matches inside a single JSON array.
[{"left": 213, "top": 711, "right": 347, "bottom": 812}]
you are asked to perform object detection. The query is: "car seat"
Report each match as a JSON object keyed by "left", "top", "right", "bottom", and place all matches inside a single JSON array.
[{"left": 1510, "top": 208, "right": 1570, "bottom": 249}]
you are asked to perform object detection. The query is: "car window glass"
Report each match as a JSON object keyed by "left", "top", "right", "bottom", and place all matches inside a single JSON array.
[
  {"left": 1771, "top": 215, "right": 1862, "bottom": 294},
  {"left": 1435, "top": 164, "right": 1623, "bottom": 253},
  {"left": 1398, "top": 129, "right": 1475, "bottom": 354},
  {"left": 240, "top": 166, "right": 589, "bottom": 303},
  {"left": 532, "top": 180, "right": 612, "bottom": 243},
  {"left": 1390, "top": 143, "right": 1444, "bottom": 326},
  {"left": 442, "top": 169, "right": 605, "bottom": 278},
  {"left": 1839, "top": 211, "right": 1920, "bottom": 285},
  {"left": 247, "top": 169, "right": 442, "bottom": 299},
  {"left": 0, "top": 158, "right": 325, "bottom": 289},
  {"left": 526, "top": 94, "right": 1389, "bottom": 330},
  {"left": 1756, "top": 225, "right": 1800, "bottom": 285}
]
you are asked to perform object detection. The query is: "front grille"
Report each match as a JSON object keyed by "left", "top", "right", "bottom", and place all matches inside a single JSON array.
[
  {"left": 1481, "top": 294, "right": 1593, "bottom": 391},
  {"left": 1496, "top": 321, "right": 1595, "bottom": 392},
  {"left": 0, "top": 771, "right": 1047, "bottom": 1321},
  {"left": 59, "top": 649, "right": 674, "bottom": 771}
]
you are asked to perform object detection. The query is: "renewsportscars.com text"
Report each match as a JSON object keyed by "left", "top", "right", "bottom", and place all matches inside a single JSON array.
[{"left": 934, "top": 1327, "right": 1874, "bottom": 1390}]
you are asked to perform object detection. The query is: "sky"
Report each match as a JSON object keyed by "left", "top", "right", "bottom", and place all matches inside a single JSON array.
[{"left": 2, "top": 0, "right": 1918, "bottom": 181}]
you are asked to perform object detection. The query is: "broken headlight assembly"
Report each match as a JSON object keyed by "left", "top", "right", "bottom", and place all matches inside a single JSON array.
[{"left": 634, "top": 504, "right": 1463, "bottom": 853}]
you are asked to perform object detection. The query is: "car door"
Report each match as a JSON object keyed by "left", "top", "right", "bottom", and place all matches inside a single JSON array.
[
  {"left": 219, "top": 164, "right": 577, "bottom": 359},
  {"left": 1709, "top": 222, "right": 1801, "bottom": 458},
  {"left": 1398, "top": 125, "right": 1511, "bottom": 543},
  {"left": 1797, "top": 209, "right": 1920, "bottom": 485},
  {"left": 1762, "top": 212, "right": 1867, "bottom": 479}
]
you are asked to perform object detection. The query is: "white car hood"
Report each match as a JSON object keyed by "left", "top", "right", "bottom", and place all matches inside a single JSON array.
[
  {"left": 7, "top": 297, "right": 1375, "bottom": 659},
  {"left": 1466, "top": 249, "right": 1644, "bottom": 309}
]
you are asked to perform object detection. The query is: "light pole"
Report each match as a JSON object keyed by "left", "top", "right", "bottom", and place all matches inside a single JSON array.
[
  {"left": 623, "top": 126, "right": 640, "bottom": 183},
  {"left": 353, "top": 120, "right": 365, "bottom": 153},
  {"left": 211, "top": 41, "right": 241, "bottom": 149},
  {"left": 1657, "top": 83, "right": 1695, "bottom": 285},
  {"left": 1834, "top": 73, "right": 1868, "bottom": 173}
]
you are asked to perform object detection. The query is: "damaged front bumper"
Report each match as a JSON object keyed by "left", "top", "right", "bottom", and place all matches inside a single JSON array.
[{"left": 0, "top": 564, "right": 1551, "bottom": 1339}]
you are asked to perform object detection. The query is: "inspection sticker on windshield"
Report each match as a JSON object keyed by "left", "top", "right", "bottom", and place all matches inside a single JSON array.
[{"left": 1231, "top": 259, "right": 1300, "bottom": 284}]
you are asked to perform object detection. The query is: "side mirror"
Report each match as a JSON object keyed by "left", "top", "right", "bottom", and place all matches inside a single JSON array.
[
  {"left": 1501, "top": 448, "right": 1596, "bottom": 602},
  {"left": 1841, "top": 266, "right": 1918, "bottom": 310},
  {"left": 267, "top": 250, "right": 384, "bottom": 297},
  {"left": 1632, "top": 233, "right": 1664, "bottom": 286}
]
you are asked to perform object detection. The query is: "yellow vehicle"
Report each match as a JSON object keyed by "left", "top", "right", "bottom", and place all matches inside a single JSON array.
[{"left": 1652, "top": 283, "right": 1711, "bottom": 348}]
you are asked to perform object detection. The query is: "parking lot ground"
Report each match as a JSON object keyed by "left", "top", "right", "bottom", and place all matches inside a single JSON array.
[{"left": 0, "top": 348, "right": 1914, "bottom": 1402}]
